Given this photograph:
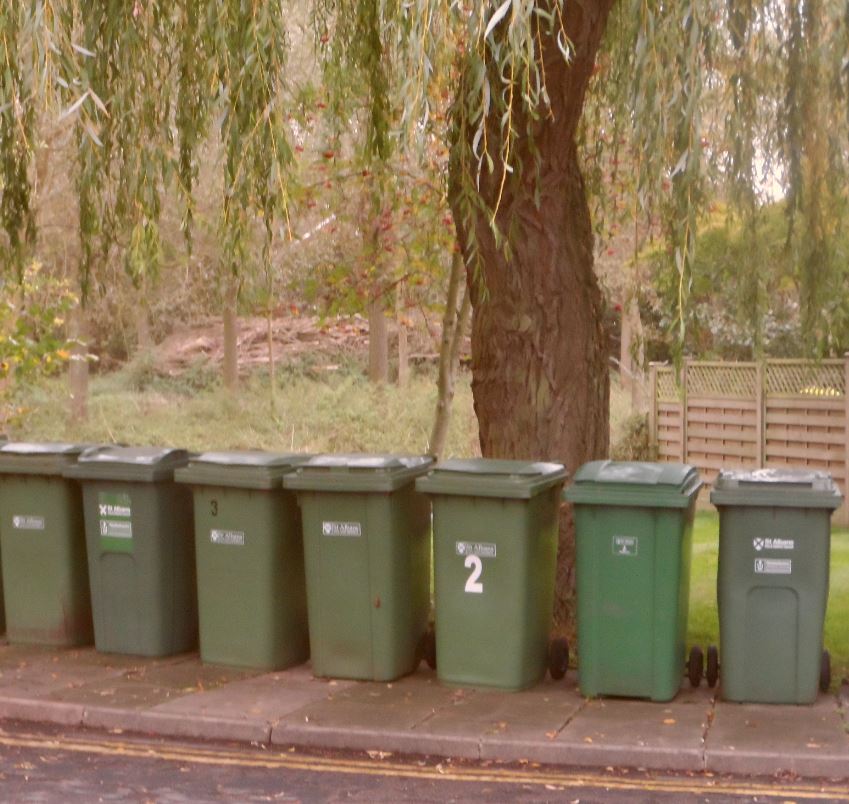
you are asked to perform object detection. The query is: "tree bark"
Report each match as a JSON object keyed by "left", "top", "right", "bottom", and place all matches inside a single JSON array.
[
  {"left": 222, "top": 278, "right": 239, "bottom": 391},
  {"left": 368, "top": 295, "right": 389, "bottom": 383},
  {"left": 450, "top": 2, "right": 614, "bottom": 629},
  {"left": 68, "top": 303, "right": 89, "bottom": 424},
  {"left": 396, "top": 279, "right": 409, "bottom": 387},
  {"left": 430, "top": 250, "right": 471, "bottom": 459}
]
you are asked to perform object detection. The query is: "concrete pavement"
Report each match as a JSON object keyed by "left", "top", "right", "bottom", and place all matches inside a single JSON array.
[{"left": 0, "top": 642, "right": 847, "bottom": 781}]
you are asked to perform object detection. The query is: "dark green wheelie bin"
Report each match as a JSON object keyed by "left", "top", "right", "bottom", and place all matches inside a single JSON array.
[
  {"left": 711, "top": 469, "right": 842, "bottom": 704},
  {"left": 174, "top": 451, "right": 311, "bottom": 670},
  {"left": 283, "top": 454, "right": 433, "bottom": 681},
  {"left": 416, "top": 459, "right": 568, "bottom": 690},
  {"left": 64, "top": 446, "right": 196, "bottom": 657},
  {"left": 565, "top": 461, "right": 702, "bottom": 701},
  {"left": 0, "top": 442, "right": 93, "bottom": 645}
]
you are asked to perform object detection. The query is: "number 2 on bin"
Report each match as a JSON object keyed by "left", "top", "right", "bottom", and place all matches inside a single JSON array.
[{"left": 464, "top": 555, "right": 483, "bottom": 594}]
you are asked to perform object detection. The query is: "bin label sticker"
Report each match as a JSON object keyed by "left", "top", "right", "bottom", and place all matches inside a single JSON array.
[
  {"left": 210, "top": 529, "right": 245, "bottom": 546},
  {"left": 455, "top": 541, "right": 496, "bottom": 558},
  {"left": 322, "top": 521, "right": 362, "bottom": 538},
  {"left": 98, "top": 492, "right": 133, "bottom": 553},
  {"left": 12, "top": 515, "right": 45, "bottom": 530},
  {"left": 754, "top": 558, "right": 792, "bottom": 575},
  {"left": 752, "top": 537, "right": 794, "bottom": 551},
  {"left": 612, "top": 535, "right": 638, "bottom": 556}
]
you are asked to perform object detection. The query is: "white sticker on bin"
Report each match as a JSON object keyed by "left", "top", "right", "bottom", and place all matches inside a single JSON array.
[
  {"left": 12, "top": 515, "right": 45, "bottom": 530},
  {"left": 455, "top": 541, "right": 496, "bottom": 558},
  {"left": 612, "top": 535, "right": 638, "bottom": 556},
  {"left": 754, "top": 558, "right": 792, "bottom": 575},
  {"left": 322, "top": 521, "right": 362, "bottom": 537},
  {"left": 211, "top": 529, "right": 245, "bottom": 546},
  {"left": 753, "top": 537, "right": 794, "bottom": 551}
]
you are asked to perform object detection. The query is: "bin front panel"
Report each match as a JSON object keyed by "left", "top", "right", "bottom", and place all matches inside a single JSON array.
[
  {"left": 191, "top": 485, "right": 308, "bottom": 669},
  {"left": 574, "top": 504, "right": 693, "bottom": 701},
  {"left": 717, "top": 505, "right": 830, "bottom": 704},
  {"left": 82, "top": 481, "right": 197, "bottom": 656},
  {"left": 298, "top": 487, "right": 430, "bottom": 681},
  {"left": 432, "top": 487, "right": 559, "bottom": 690},
  {"left": 0, "top": 475, "right": 93, "bottom": 645}
]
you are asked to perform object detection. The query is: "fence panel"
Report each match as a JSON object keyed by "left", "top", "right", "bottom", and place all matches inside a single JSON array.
[{"left": 649, "top": 357, "right": 849, "bottom": 525}]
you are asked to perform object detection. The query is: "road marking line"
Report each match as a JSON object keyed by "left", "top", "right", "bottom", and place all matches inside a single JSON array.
[{"left": 0, "top": 730, "right": 846, "bottom": 800}]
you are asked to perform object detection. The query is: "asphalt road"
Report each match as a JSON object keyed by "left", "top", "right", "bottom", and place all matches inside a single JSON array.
[{"left": 0, "top": 721, "right": 845, "bottom": 803}]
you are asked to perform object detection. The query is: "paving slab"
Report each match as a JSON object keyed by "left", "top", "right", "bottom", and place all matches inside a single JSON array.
[
  {"left": 518, "top": 685, "right": 714, "bottom": 771},
  {"left": 271, "top": 670, "right": 462, "bottom": 753},
  {"left": 706, "top": 695, "right": 849, "bottom": 778},
  {"left": 154, "top": 664, "right": 353, "bottom": 723}
]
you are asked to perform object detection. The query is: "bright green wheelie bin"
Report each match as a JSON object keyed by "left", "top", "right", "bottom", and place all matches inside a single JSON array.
[
  {"left": 283, "top": 454, "right": 433, "bottom": 681},
  {"left": 174, "top": 451, "right": 311, "bottom": 670},
  {"left": 416, "top": 459, "right": 568, "bottom": 690},
  {"left": 565, "top": 461, "right": 702, "bottom": 701},
  {"left": 0, "top": 442, "right": 93, "bottom": 645},
  {"left": 64, "top": 446, "right": 197, "bottom": 657},
  {"left": 711, "top": 469, "right": 842, "bottom": 704}
]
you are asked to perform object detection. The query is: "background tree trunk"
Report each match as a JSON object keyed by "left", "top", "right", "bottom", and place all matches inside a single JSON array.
[
  {"left": 430, "top": 250, "right": 471, "bottom": 458},
  {"left": 368, "top": 295, "right": 389, "bottom": 383},
  {"left": 451, "top": 1, "right": 615, "bottom": 630},
  {"left": 68, "top": 304, "right": 89, "bottom": 424},
  {"left": 222, "top": 278, "right": 239, "bottom": 391},
  {"left": 396, "top": 279, "right": 409, "bottom": 387}
]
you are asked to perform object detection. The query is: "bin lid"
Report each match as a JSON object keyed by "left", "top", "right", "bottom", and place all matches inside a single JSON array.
[
  {"left": 710, "top": 468, "right": 843, "bottom": 509},
  {"left": 174, "top": 450, "right": 310, "bottom": 490},
  {"left": 63, "top": 445, "right": 190, "bottom": 483},
  {"left": 415, "top": 458, "right": 568, "bottom": 500},
  {"left": 283, "top": 453, "right": 434, "bottom": 493},
  {"left": 0, "top": 442, "right": 90, "bottom": 476},
  {"left": 564, "top": 460, "right": 701, "bottom": 508}
]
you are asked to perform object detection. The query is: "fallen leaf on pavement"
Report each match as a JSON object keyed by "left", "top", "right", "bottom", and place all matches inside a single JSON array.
[
  {"left": 366, "top": 750, "right": 393, "bottom": 760},
  {"left": 662, "top": 718, "right": 676, "bottom": 725}
]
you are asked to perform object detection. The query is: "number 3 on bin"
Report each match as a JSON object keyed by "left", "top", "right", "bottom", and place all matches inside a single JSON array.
[{"left": 464, "top": 554, "right": 483, "bottom": 594}]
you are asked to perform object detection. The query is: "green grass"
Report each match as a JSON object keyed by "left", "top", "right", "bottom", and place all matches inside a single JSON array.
[
  {"left": 10, "top": 365, "right": 482, "bottom": 458},
  {"left": 688, "top": 510, "right": 849, "bottom": 686}
]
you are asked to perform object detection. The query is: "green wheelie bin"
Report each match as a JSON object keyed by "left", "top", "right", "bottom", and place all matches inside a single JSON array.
[
  {"left": 283, "top": 454, "right": 433, "bottom": 682},
  {"left": 565, "top": 461, "right": 702, "bottom": 701},
  {"left": 416, "top": 459, "right": 568, "bottom": 691},
  {"left": 711, "top": 469, "right": 842, "bottom": 704},
  {"left": 174, "top": 451, "right": 311, "bottom": 670},
  {"left": 0, "top": 442, "right": 93, "bottom": 645},
  {"left": 64, "top": 446, "right": 197, "bottom": 657}
]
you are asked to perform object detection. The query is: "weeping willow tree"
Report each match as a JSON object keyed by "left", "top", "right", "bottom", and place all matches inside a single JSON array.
[{"left": 2, "top": 1, "right": 848, "bottom": 620}]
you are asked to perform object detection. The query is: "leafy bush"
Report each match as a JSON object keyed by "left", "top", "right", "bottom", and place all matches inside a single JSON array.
[{"left": 610, "top": 413, "right": 654, "bottom": 461}]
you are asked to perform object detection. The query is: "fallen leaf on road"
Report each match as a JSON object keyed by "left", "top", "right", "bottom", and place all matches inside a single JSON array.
[
  {"left": 806, "top": 742, "right": 821, "bottom": 749},
  {"left": 583, "top": 737, "right": 593, "bottom": 743},
  {"left": 545, "top": 731, "right": 557, "bottom": 740},
  {"left": 662, "top": 718, "right": 676, "bottom": 725}
]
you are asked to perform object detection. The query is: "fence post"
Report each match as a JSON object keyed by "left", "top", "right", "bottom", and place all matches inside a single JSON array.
[
  {"left": 649, "top": 363, "right": 659, "bottom": 450},
  {"left": 843, "top": 353, "right": 849, "bottom": 525},
  {"left": 756, "top": 360, "right": 765, "bottom": 467},
  {"left": 681, "top": 359, "right": 689, "bottom": 464}
]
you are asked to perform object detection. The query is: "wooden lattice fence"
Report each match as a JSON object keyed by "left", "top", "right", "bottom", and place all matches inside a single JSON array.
[{"left": 649, "top": 358, "right": 849, "bottom": 525}]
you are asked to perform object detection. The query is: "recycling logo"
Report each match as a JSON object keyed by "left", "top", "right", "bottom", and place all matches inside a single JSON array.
[{"left": 753, "top": 538, "right": 765, "bottom": 551}]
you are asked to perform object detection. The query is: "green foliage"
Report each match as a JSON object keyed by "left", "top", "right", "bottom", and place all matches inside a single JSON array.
[{"left": 609, "top": 412, "right": 653, "bottom": 461}]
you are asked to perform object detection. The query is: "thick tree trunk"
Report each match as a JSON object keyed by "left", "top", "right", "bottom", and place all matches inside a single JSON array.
[
  {"left": 450, "top": 2, "right": 614, "bottom": 629},
  {"left": 222, "top": 279, "right": 239, "bottom": 391}
]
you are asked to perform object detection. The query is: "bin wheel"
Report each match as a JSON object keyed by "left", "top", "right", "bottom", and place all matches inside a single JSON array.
[
  {"left": 706, "top": 645, "right": 719, "bottom": 689},
  {"left": 820, "top": 650, "right": 831, "bottom": 693},
  {"left": 548, "top": 638, "right": 570, "bottom": 681},
  {"left": 688, "top": 646, "right": 704, "bottom": 688},
  {"left": 422, "top": 626, "right": 437, "bottom": 671}
]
